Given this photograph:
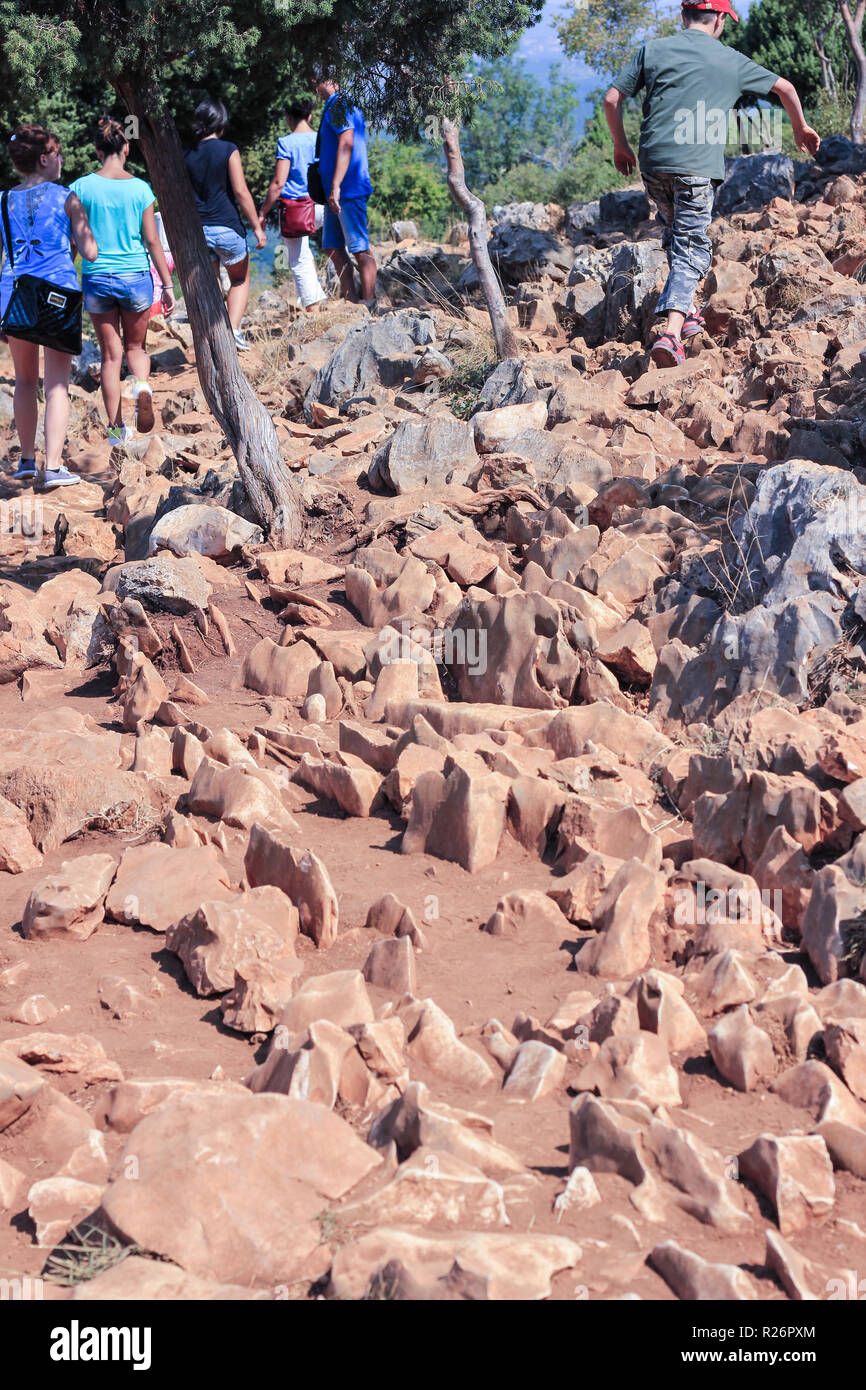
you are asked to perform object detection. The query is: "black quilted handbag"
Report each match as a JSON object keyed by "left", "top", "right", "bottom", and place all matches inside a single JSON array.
[{"left": 0, "top": 190, "right": 83, "bottom": 354}]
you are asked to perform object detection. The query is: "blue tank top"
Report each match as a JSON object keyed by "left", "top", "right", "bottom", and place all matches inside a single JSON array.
[{"left": 0, "top": 183, "right": 79, "bottom": 294}]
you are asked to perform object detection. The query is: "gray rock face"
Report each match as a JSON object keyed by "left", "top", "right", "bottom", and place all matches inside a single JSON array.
[
  {"left": 715, "top": 153, "right": 795, "bottom": 217},
  {"left": 110, "top": 555, "right": 212, "bottom": 615},
  {"left": 599, "top": 188, "right": 650, "bottom": 230},
  {"left": 565, "top": 200, "right": 601, "bottom": 237},
  {"left": 491, "top": 201, "right": 554, "bottom": 231},
  {"left": 472, "top": 359, "right": 539, "bottom": 415},
  {"left": 376, "top": 247, "right": 467, "bottom": 309},
  {"left": 568, "top": 245, "right": 618, "bottom": 286},
  {"left": 734, "top": 462, "right": 866, "bottom": 605},
  {"left": 488, "top": 210, "right": 573, "bottom": 285},
  {"left": 603, "top": 242, "right": 668, "bottom": 343},
  {"left": 651, "top": 463, "right": 865, "bottom": 722},
  {"left": 304, "top": 310, "right": 435, "bottom": 416},
  {"left": 559, "top": 280, "right": 606, "bottom": 345},
  {"left": 368, "top": 418, "right": 478, "bottom": 494},
  {"left": 390, "top": 220, "right": 419, "bottom": 241}
]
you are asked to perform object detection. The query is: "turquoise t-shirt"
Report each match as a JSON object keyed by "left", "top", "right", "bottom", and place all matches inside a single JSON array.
[{"left": 70, "top": 172, "right": 154, "bottom": 275}]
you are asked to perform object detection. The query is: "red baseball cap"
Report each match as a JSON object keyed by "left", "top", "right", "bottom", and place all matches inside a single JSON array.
[{"left": 683, "top": 0, "right": 740, "bottom": 19}]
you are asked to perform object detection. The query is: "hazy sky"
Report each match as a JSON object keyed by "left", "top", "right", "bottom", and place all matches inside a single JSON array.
[{"left": 516, "top": 0, "right": 754, "bottom": 87}]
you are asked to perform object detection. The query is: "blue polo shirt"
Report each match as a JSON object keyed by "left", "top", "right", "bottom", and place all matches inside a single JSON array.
[{"left": 318, "top": 91, "right": 372, "bottom": 201}]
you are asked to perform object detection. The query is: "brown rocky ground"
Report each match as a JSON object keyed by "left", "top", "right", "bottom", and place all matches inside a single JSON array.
[{"left": 3, "top": 152, "right": 866, "bottom": 1302}]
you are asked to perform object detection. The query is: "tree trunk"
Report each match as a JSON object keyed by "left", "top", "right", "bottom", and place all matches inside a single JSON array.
[
  {"left": 441, "top": 118, "right": 518, "bottom": 360},
  {"left": 839, "top": 2, "right": 866, "bottom": 141},
  {"left": 113, "top": 74, "right": 304, "bottom": 546},
  {"left": 814, "top": 26, "right": 839, "bottom": 98}
]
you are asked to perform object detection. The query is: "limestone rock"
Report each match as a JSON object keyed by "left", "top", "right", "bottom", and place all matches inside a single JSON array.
[
  {"left": 576, "top": 1031, "right": 681, "bottom": 1109},
  {"left": 148, "top": 504, "right": 263, "bottom": 559},
  {"left": 100, "top": 1092, "right": 381, "bottom": 1286},
  {"left": 244, "top": 823, "right": 339, "bottom": 948},
  {"left": 165, "top": 886, "right": 299, "bottom": 996},
  {"left": 650, "top": 1240, "right": 757, "bottom": 1300},
  {"left": 106, "top": 843, "right": 234, "bottom": 933},
  {"left": 738, "top": 1134, "right": 835, "bottom": 1235},
  {"left": 399, "top": 997, "right": 496, "bottom": 1090},
  {"left": 22, "top": 853, "right": 116, "bottom": 941},
  {"left": 709, "top": 1005, "right": 776, "bottom": 1092}
]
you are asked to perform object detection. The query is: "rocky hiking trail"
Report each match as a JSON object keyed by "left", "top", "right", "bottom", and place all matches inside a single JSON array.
[{"left": 4, "top": 146, "right": 866, "bottom": 1303}]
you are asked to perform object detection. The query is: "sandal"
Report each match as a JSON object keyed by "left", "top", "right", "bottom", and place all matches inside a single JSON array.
[
  {"left": 650, "top": 332, "right": 685, "bottom": 367},
  {"left": 682, "top": 310, "right": 706, "bottom": 340}
]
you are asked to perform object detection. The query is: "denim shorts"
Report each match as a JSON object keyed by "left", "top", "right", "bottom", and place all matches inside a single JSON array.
[
  {"left": 83, "top": 270, "right": 155, "bottom": 314},
  {"left": 322, "top": 197, "right": 369, "bottom": 254},
  {"left": 203, "top": 225, "right": 249, "bottom": 266}
]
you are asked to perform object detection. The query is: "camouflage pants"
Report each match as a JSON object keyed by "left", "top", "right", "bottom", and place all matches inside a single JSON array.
[{"left": 642, "top": 172, "right": 715, "bottom": 316}]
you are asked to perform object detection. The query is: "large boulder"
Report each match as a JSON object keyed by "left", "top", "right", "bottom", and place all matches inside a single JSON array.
[
  {"left": 715, "top": 153, "right": 795, "bottom": 217},
  {"left": 488, "top": 207, "right": 573, "bottom": 285},
  {"left": 107, "top": 555, "right": 211, "bottom": 615},
  {"left": 599, "top": 188, "right": 650, "bottom": 230},
  {"left": 653, "top": 462, "right": 864, "bottom": 722},
  {"left": 603, "top": 242, "right": 668, "bottom": 343},
  {"left": 99, "top": 1092, "right": 381, "bottom": 1287},
  {"left": 305, "top": 309, "right": 435, "bottom": 416},
  {"left": 368, "top": 419, "right": 477, "bottom": 494},
  {"left": 446, "top": 591, "right": 580, "bottom": 708},
  {"left": 148, "top": 504, "right": 263, "bottom": 560},
  {"left": 472, "top": 359, "right": 538, "bottom": 415}
]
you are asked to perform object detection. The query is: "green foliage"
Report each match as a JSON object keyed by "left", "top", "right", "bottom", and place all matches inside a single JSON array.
[
  {"left": 482, "top": 160, "right": 559, "bottom": 209},
  {"left": 728, "top": 0, "right": 849, "bottom": 109},
  {"left": 366, "top": 138, "right": 453, "bottom": 240},
  {"left": 550, "top": 97, "right": 643, "bottom": 204},
  {"left": 459, "top": 53, "right": 582, "bottom": 189},
  {"left": 556, "top": 0, "right": 679, "bottom": 79},
  {"left": 0, "top": 0, "right": 545, "bottom": 144}
]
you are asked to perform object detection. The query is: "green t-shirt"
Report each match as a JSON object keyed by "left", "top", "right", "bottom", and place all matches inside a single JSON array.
[
  {"left": 612, "top": 29, "right": 780, "bottom": 180},
  {"left": 70, "top": 172, "right": 154, "bottom": 275}
]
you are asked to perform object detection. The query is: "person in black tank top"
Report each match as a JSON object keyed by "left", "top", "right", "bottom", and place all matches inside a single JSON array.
[{"left": 183, "top": 98, "right": 265, "bottom": 350}]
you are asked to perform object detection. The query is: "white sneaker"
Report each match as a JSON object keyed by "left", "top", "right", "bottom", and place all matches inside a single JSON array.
[
  {"left": 41, "top": 466, "right": 81, "bottom": 489},
  {"left": 233, "top": 329, "right": 250, "bottom": 351}
]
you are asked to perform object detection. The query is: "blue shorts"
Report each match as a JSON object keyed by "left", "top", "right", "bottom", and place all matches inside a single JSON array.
[
  {"left": 203, "top": 225, "right": 249, "bottom": 266},
  {"left": 322, "top": 197, "right": 370, "bottom": 255},
  {"left": 83, "top": 270, "right": 154, "bottom": 315}
]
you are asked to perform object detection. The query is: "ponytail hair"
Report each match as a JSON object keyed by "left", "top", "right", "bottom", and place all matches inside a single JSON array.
[
  {"left": 8, "top": 122, "right": 60, "bottom": 174},
  {"left": 288, "top": 98, "right": 315, "bottom": 123},
  {"left": 94, "top": 116, "right": 128, "bottom": 156},
  {"left": 192, "top": 98, "right": 228, "bottom": 143}
]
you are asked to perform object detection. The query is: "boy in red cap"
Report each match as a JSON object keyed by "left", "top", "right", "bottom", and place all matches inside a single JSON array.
[{"left": 604, "top": 1, "right": 820, "bottom": 366}]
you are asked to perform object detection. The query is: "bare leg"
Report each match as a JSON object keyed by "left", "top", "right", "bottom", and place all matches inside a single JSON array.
[
  {"left": 121, "top": 306, "right": 151, "bottom": 384},
  {"left": 225, "top": 254, "right": 251, "bottom": 331},
  {"left": 665, "top": 310, "right": 686, "bottom": 340},
  {"left": 42, "top": 347, "right": 72, "bottom": 471},
  {"left": 90, "top": 309, "right": 125, "bottom": 427},
  {"left": 121, "top": 306, "right": 154, "bottom": 430},
  {"left": 326, "top": 247, "right": 358, "bottom": 302},
  {"left": 356, "top": 250, "right": 377, "bottom": 303},
  {"left": 8, "top": 337, "right": 39, "bottom": 457}
]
